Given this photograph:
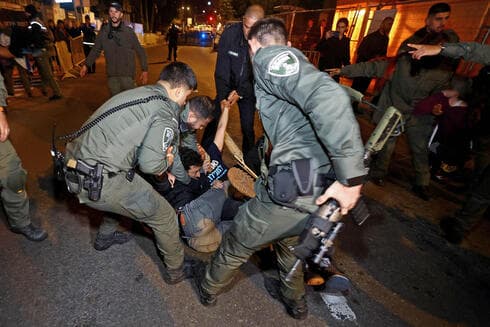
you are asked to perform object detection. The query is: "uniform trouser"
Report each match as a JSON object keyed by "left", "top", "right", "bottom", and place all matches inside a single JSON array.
[
  {"left": 34, "top": 52, "right": 62, "bottom": 97},
  {"left": 167, "top": 43, "right": 177, "bottom": 61},
  {"left": 107, "top": 76, "right": 136, "bottom": 96},
  {"left": 371, "top": 114, "right": 434, "bottom": 186},
  {"left": 202, "top": 183, "right": 309, "bottom": 301},
  {"left": 2, "top": 61, "right": 32, "bottom": 96},
  {"left": 83, "top": 46, "right": 95, "bottom": 73},
  {"left": 78, "top": 173, "right": 184, "bottom": 270},
  {"left": 0, "top": 140, "right": 30, "bottom": 228}
]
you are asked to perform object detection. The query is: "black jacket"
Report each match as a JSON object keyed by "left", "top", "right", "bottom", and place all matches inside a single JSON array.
[{"left": 214, "top": 23, "right": 254, "bottom": 101}]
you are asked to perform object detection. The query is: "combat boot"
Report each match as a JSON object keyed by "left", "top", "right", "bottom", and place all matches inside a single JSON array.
[
  {"left": 11, "top": 223, "right": 48, "bottom": 242},
  {"left": 93, "top": 231, "right": 133, "bottom": 251},
  {"left": 193, "top": 262, "right": 217, "bottom": 306},
  {"left": 162, "top": 261, "right": 193, "bottom": 285},
  {"left": 264, "top": 277, "right": 308, "bottom": 320}
]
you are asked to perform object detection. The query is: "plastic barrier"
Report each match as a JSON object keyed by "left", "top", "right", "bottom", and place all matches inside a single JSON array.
[{"left": 55, "top": 41, "right": 77, "bottom": 79}]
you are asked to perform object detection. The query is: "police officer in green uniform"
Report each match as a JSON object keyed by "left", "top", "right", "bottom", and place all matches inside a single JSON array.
[
  {"left": 65, "top": 62, "right": 213, "bottom": 284},
  {"left": 195, "top": 18, "right": 366, "bottom": 320},
  {"left": 0, "top": 72, "right": 47, "bottom": 241}
]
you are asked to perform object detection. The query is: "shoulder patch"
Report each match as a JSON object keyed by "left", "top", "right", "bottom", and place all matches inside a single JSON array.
[
  {"left": 162, "top": 128, "right": 174, "bottom": 153},
  {"left": 267, "top": 51, "right": 299, "bottom": 77}
]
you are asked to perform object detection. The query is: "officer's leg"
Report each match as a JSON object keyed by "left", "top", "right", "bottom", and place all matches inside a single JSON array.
[
  {"left": 0, "top": 141, "right": 30, "bottom": 228},
  {"left": 36, "top": 53, "right": 62, "bottom": 97},
  {"left": 167, "top": 44, "right": 172, "bottom": 60},
  {"left": 2, "top": 64, "right": 15, "bottom": 95},
  {"left": 17, "top": 63, "right": 32, "bottom": 96},
  {"left": 202, "top": 190, "right": 307, "bottom": 295},
  {"left": 107, "top": 77, "right": 122, "bottom": 96},
  {"left": 405, "top": 115, "right": 434, "bottom": 186},
  {"left": 173, "top": 44, "right": 178, "bottom": 61},
  {"left": 274, "top": 236, "right": 305, "bottom": 301},
  {"left": 238, "top": 97, "right": 256, "bottom": 156},
  {"left": 85, "top": 173, "right": 184, "bottom": 270},
  {"left": 369, "top": 135, "right": 397, "bottom": 182}
]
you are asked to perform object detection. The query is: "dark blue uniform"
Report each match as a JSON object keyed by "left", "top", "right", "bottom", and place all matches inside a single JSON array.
[{"left": 202, "top": 23, "right": 256, "bottom": 157}]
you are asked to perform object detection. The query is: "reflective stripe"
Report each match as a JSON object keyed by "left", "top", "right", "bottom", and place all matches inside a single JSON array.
[
  {"left": 82, "top": 42, "right": 95, "bottom": 46},
  {"left": 29, "top": 21, "right": 47, "bottom": 31}
]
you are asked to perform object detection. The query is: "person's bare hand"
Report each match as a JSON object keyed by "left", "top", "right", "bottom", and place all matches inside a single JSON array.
[
  {"left": 407, "top": 43, "right": 442, "bottom": 60},
  {"left": 166, "top": 145, "right": 175, "bottom": 166},
  {"left": 212, "top": 180, "right": 224, "bottom": 189},
  {"left": 227, "top": 90, "right": 240, "bottom": 106},
  {"left": 167, "top": 172, "right": 176, "bottom": 188},
  {"left": 315, "top": 181, "right": 362, "bottom": 215},
  {"left": 220, "top": 99, "right": 231, "bottom": 112},
  {"left": 0, "top": 111, "right": 10, "bottom": 142},
  {"left": 325, "top": 68, "right": 341, "bottom": 76},
  {"left": 140, "top": 71, "right": 148, "bottom": 85},
  {"left": 80, "top": 65, "right": 88, "bottom": 77}
]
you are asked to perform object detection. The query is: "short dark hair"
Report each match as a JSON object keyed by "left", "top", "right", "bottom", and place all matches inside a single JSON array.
[
  {"left": 84, "top": 15, "right": 90, "bottom": 20},
  {"left": 179, "top": 147, "right": 203, "bottom": 170},
  {"left": 159, "top": 62, "right": 197, "bottom": 90},
  {"left": 248, "top": 17, "right": 287, "bottom": 46},
  {"left": 187, "top": 95, "right": 214, "bottom": 120},
  {"left": 428, "top": 2, "right": 451, "bottom": 16},
  {"left": 337, "top": 18, "right": 349, "bottom": 27}
]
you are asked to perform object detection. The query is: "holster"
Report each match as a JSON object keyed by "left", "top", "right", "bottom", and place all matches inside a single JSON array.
[{"left": 65, "top": 159, "right": 104, "bottom": 202}]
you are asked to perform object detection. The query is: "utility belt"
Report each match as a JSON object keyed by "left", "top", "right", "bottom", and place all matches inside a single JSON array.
[{"left": 265, "top": 158, "right": 335, "bottom": 213}]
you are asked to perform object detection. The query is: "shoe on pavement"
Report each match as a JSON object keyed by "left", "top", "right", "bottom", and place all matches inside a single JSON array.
[
  {"left": 193, "top": 262, "right": 217, "bottom": 306},
  {"left": 264, "top": 276, "right": 308, "bottom": 320},
  {"left": 162, "top": 260, "right": 194, "bottom": 285},
  {"left": 11, "top": 223, "right": 48, "bottom": 242},
  {"left": 412, "top": 185, "right": 431, "bottom": 201},
  {"left": 49, "top": 94, "right": 62, "bottom": 101},
  {"left": 324, "top": 274, "right": 351, "bottom": 294},
  {"left": 93, "top": 231, "right": 133, "bottom": 251}
]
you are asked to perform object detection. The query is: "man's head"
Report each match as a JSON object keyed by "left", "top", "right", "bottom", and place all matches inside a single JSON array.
[
  {"left": 379, "top": 17, "right": 394, "bottom": 35},
  {"left": 307, "top": 19, "right": 314, "bottom": 28},
  {"left": 84, "top": 15, "right": 91, "bottom": 24},
  {"left": 426, "top": 2, "right": 451, "bottom": 33},
  {"left": 242, "top": 5, "right": 265, "bottom": 39},
  {"left": 184, "top": 96, "right": 214, "bottom": 131},
  {"left": 25, "top": 4, "right": 38, "bottom": 18},
  {"left": 247, "top": 17, "right": 288, "bottom": 56},
  {"left": 336, "top": 18, "right": 349, "bottom": 35},
  {"left": 109, "top": 2, "right": 124, "bottom": 27},
  {"left": 179, "top": 147, "right": 203, "bottom": 179},
  {"left": 158, "top": 62, "right": 198, "bottom": 106}
]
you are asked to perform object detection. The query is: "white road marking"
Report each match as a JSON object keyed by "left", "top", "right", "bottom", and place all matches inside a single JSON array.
[{"left": 320, "top": 292, "right": 357, "bottom": 322}]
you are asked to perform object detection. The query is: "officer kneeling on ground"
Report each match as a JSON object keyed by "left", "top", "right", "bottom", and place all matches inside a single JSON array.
[
  {"left": 64, "top": 62, "right": 213, "bottom": 284},
  {"left": 195, "top": 18, "right": 366, "bottom": 320}
]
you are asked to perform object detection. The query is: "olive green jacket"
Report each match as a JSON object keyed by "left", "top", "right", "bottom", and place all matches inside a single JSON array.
[
  {"left": 66, "top": 84, "right": 190, "bottom": 183},
  {"left": 442, "top": 42, "right": 490, "bottom": 65},
  {"left": 252, "top": 45, "right": 366, "bottom": 187}
]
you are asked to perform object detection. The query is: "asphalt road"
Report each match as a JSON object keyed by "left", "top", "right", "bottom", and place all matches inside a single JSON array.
[{"left": 0, "top": 44, "right": 489, "bottom": 327}]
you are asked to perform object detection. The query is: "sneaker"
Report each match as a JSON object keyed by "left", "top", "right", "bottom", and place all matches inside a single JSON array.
[
  {"left": 412, "top": 185, "right": 431, "bottom": 201},
  {"left": 324, "top": 274, "right": 351, "bottom": 294},
  {"left": 193, "top": 262, "right": 217, "bottom": 306},
  {"left": 49, "top": 94, "right": 62, "bottom": 101},
  {"left": 264, "top": 277, "right": 308, "bottom": 320},
  {"left": 93, "top": 231, "right": 133, "bottom": 251},
  {"left": 11, "top": 223, "right": 48, "bottom": 242}
]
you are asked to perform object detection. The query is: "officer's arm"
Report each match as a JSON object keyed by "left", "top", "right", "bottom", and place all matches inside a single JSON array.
[
  {"left": 441, "top": 42, "right": 490, "bottom": 65},
  {"left": 340, "top": 60, "right": 389, "bottom": 78},
  {"left": 214, "top": 28, "right": 233, "bottom": 101}
]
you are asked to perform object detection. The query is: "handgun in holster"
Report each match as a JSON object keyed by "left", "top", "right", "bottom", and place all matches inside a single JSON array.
[{"left": 66, "top": 158, "right": 104, "bottom": 201}]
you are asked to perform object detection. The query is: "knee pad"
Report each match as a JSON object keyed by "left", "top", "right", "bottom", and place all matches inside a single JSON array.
[
  {"left": 188, "top": 218, "right": 222, "bottom": 253},
  {"left": 6, "top": 166, "right": 27, "bottom": 194}
]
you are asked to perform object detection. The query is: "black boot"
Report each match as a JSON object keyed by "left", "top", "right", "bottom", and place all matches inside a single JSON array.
[
  {"left": 193, "top": 262, "right": 217, "bottom": 306},
  {"left": 11, "top": 223, "right": 48, "bottom": 242},
  {"left": 264, "top": 277, "right": 308, "bottom": 320},
  {"left": 93, "top": 231, "right": 133, "bottom": 251}
]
